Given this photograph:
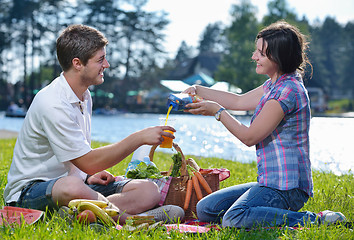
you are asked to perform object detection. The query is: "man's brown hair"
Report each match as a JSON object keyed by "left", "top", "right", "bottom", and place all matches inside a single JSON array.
[{"left": 56, "top": 24, "right": 108, "bottom": 71}]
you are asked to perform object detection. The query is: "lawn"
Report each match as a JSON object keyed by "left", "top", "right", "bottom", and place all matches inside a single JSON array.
[{"left": 1, "top": 139, "right": 353, "bottom": 239}]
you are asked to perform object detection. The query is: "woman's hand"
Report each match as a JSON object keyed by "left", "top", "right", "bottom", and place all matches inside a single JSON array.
[
  {"left": 86, "top": 170, "right": 115, "bottom": 185},
  {"left": 182, "top": 85, "right": 197, "bottom": 95},
  {"left": 185, "top": 100, "right": 222, "bottom": 116}
]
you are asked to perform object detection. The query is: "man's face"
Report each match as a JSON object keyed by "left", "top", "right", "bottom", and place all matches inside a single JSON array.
[{"left": 80, "top": 47, "right": 110, "bottom": 86}]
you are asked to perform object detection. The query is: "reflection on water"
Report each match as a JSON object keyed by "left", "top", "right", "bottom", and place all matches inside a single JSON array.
[
  {"left": 90, "top": 113, "right": 257, "bottom": 166},
  {"left": 1, "top": 113, "right": 353, "bottom": 175},
  {"left": 309, "top": 117, "right": 353, "bottom": 175}
]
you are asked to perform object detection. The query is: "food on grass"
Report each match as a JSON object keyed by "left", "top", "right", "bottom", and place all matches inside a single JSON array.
[
  {"left": 77, "top": 209, "right": 97, "bottom": 224},
  {"left": 171, "top": 143, "right": 189, "bottom": 180},
  {"left": 192, "top": 175, "right": 203, "bottom": 200},
  {"left": 0, "top": 206, "right": 44, "bottom": 226},
  {"left": 124, "top": 223, "right": 149, "bottom": 231},
  {"left": 170, "top": 152, "right": 182, "bottom": 177},
  {"left": 126, "top": 215, "right": 155, "bottom": 226},
  {"left": 124, "top": 215, "right": 158, "bottom": 232},
  {"left": 126, "top": 162, "right": 164, "bottom": 179},
  {"left": 148, "top": 221, "right": 164, "bottom": 230},
  {"left": 183, "top": 179, "right": 193, "bottom": 210},
  {"left": 194, "top": 171, "right": 212, "bottom": 194},
  {"left": 68, "top": 199, "right": 108, "bottom": 209},
  {"left": 68, "top": 199, "right": 116, "bottom": 226},
  {"left": 187, "top": 158, "right": 200, "bottom": 172},
  {"left": 77, "top": 201, "right": 115, "bottom": 226},
  {"left": 104, "top": 208, "right": 120, "bottom": 217}
]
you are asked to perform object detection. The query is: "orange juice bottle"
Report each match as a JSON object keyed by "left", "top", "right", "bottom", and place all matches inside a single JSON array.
[
  {"left": 160, "top": 130, "right": 174, "bottom": 148},
  {"left": 160, "top": 105, "right": 174, "bottom": 148},
  {"left": 167, "top": 93, "right": 202, "bottom": 111}
]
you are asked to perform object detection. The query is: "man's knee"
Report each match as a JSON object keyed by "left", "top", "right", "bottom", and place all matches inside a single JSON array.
[
  {"left": 124, "top": 180, "right": 160, "bottom": 205},
  {"left": 52, "top": 176, "right": 91, "bottom": 204},
  {"left": 137, "top": 180, "right": 160, "bottom": 201}
]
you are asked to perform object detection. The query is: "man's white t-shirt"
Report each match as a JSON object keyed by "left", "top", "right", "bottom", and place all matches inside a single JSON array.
[{"left": 4, "top": 73, "right": 92, "bottom": 203}]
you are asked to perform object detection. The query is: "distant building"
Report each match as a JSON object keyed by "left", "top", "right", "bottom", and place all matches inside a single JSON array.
[
  {"left": 167, "top": 52, "right": 221, "bottom": 80},
  {"left": 183, "top": 72, "right": 215, "bottom": 86},
  {"left": 305, "top": 80, "right": 328, "bottom": 113},
  {"left": 160, "top": 80, "right": 191, "bottom": 93},
  {"left": 143, "top": 52, "right": 242, "bottom": 113},
  {"left": 307, "top": 87, "right": 327, "bottom": 112},
  {"left": 160, "top": 73, "right": 241, "bottom": 95}
]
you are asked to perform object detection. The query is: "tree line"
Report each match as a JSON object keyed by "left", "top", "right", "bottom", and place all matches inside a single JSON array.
[{"left": 0, "top": 0, "right": 353, "bottom": 111}]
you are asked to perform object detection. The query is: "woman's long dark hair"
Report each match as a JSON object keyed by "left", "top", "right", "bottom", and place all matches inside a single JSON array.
[{"left": 256, "top": 20, "right": 312, "bottom": 76}]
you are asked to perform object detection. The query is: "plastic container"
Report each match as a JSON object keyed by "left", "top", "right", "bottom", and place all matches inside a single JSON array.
[
  {"left": 167, "top": 93, "right": 202, "bottom": 111},
  {"left": 131, "top": 145, "right": 152, "bottom": 162},
  {"left": 159, "top": 118, "right": 175, "bottom": 148},
  {"left": 125, "top": 145, "right": 156, "bottom": 175}
]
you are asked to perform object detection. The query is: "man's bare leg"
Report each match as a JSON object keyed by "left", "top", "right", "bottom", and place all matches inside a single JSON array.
[
  {"left": 106, "top": 179, "right": 161, "bottom": 215},
  {"left": 51, "top": 176, "right": 136, "bottom": 224}
]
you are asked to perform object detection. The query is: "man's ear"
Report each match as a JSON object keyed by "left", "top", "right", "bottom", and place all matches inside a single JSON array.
[{"left": 72, "top": 58, "right": 83, "bottom": 70}]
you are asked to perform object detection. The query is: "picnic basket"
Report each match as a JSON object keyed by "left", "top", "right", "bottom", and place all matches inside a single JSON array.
[{"left": 149, "top": 143, "right": 220, "bottom": 220}]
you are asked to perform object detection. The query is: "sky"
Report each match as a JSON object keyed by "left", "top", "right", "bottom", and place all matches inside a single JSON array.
[{"left": 143, "top": 0, "right": 354, "bottom": 58}]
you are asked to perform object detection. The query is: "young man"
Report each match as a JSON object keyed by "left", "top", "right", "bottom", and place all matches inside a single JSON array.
[{"left": 4, "top": 24, "right": 184, "bottom": 224}]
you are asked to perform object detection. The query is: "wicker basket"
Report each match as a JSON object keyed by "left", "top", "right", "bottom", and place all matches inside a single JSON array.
[{"left": 149, "top": 143, "right": 219, "bottom": 220}]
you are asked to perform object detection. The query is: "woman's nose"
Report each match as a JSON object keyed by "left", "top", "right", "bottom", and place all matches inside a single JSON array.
[{"left": 251, "top": 51, "right": 257, "bottom": 60}]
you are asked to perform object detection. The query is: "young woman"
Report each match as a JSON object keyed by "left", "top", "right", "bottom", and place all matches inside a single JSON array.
[{"left": 183, "top": 21, "right": 346, "bottom": 228}]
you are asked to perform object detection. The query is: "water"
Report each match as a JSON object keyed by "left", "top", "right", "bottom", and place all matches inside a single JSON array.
[{"left": 1, "top": 113, "right": 353, "bottom": 175}]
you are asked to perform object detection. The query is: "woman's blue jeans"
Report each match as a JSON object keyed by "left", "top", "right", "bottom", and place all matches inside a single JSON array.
[{"left": 196, "top": 182, "right": 318, "bottom": 228}]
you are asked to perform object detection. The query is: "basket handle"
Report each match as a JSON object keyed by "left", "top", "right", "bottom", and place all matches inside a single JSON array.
[
  {"left": 149, "top": 143, "right": 189, "bottom": 181},
  {"left": 149, "top": 144, "right": 159, "bottom": 161}
]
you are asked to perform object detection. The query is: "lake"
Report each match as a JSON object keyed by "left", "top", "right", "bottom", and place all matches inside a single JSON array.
[{"left": 0, "top": 113, "right": 353, "bottom": 175}]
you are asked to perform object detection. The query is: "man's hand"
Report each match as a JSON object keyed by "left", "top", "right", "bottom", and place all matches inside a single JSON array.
[
  {"left": 86, "top": 170, "right": 115, "bottom": 185},
  {"left": 138, "top": 126, "right": 176, "bottom": 146}
]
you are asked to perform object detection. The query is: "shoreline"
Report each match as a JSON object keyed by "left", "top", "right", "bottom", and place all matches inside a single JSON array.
[
  {"left": 0, "top": 129, "right": 18, "bottom": 139},
  {"left": 0, "top": 130, "right": 352, "bottom": 175}
]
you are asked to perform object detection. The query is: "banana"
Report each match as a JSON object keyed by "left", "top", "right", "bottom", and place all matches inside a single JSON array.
[
  {"left": 76, "top": 201, "right": 116, "bottom": 226},
  {"left": 68, "top": 199, "right": 108, "bottom": 209},
  {"left": 104, "top": 208, "right": 120, "bottom": 217}
]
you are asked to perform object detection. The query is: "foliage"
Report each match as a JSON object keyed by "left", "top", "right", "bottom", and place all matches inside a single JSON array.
[
  {"left": 198, "top": 22, "right": 226, "bottom": 54},
  {"left": 1, "top": 139, "right": 353, "bottom": 239},
  {"left": 214, "top": 0, "right": 354, "bottom": 98},
  {"left": 0, "top": 0, "right": 170, "bottom": 109},
  {"left": 1, "top": 0, "right": 354, "bottom": 111},
  {"left": 215, "top": 0, "right": 264, "bottom": 92},
  {"left": 341, "top": 22, "right": 354, "bottom": 96},
  {"left": 309, "top": 17, "right": 344, "bottom": 93},
  {"left": 82, "top": 0, "right": 170, "bottom": 105},
  {"left": 126, "top": 162, "right": 164, "bottom": 179},
  {"left": 262, "top": 0, "right": 298, "bottom": 26},
  {"left": 327, "top": 99, "right": 354, "bottom": 113},
  {"left": 174, "top": 41, "right": 194, "bottom": 64},
  {"left": 170, "top": 152, "right": 182, "bottom": 177}
]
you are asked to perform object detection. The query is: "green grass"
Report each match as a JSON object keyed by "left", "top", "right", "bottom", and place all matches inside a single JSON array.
[
  {"left": 1, "top": 139, "right": 353, "bottom": 239},
  {"left": 327, "top": 99, "right": 354, "bottom": 113}
]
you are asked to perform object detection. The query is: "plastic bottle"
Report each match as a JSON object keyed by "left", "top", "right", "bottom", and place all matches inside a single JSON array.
[
  {"left": 167, "top": 93, "right": 202, "bottom": 111},
  {"left": 125, "top": 145, "right": 156, "bottom": 175},
  {"left": 132, "top": 145, "right": 152, "bottom": 162}
]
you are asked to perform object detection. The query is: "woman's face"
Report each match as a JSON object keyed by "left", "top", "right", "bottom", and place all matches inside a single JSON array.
[{"left": 252, "top": 38, "right": 279, "bottom": 81}]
